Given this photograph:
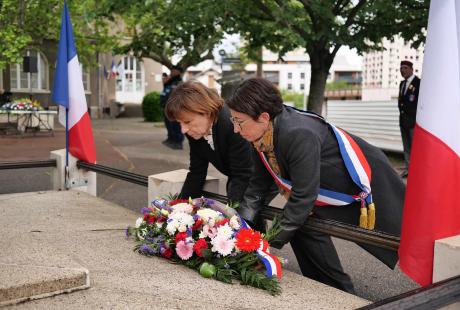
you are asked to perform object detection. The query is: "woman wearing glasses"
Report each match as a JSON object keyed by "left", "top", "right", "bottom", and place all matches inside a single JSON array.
[
  {"left": 165, "top": 81, "right": 253, "bottom": 203},
  {"left": 227, "top": 78, "right": 405, "bottom": 293}
]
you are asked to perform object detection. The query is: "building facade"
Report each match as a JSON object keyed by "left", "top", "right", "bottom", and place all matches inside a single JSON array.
[{"left": 362, "top": 36, "right": 424, "bottom": 101}]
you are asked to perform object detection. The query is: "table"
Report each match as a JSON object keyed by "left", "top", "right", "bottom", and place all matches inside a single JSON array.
[{"left": 0, "top": 110, "right": 57, "bottom": 136}]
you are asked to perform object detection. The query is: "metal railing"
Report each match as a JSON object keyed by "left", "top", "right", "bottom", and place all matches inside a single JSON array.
[
  {"left": 77, "top": 161, "right": 399, "bottom": 252},
  {"left": 0, "top": 159, "right": 56, "bottom": 170},
  {"left": 357, "top": 275, "right": 460, "bottom": 309}
]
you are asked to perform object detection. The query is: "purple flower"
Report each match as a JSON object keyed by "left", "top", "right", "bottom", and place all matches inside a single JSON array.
[
  {"left": 125, "top": 227, "right": 130, "bottom": 237},
  {"left": 224, "top": 263, "right": 230, "bottom": 269},
  {"left": 139, "top": 244, "right": 157, "bottom": 255},
  {"left": 140, "top": 207, "right": 151, "bottom": 215}
]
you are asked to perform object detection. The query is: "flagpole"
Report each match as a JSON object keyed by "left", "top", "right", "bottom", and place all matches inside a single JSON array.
[{"left": 65, "top": 107, "right": 69, "bottom": 190}]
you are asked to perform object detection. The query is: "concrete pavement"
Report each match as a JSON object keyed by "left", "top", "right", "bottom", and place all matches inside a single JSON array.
[{"left": 0, "top": 190, "right": 369, "bottom": 309}]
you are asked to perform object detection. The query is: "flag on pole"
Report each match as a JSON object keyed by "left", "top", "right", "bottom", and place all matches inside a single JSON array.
[
  {"left": 399, "top": 0, "right": 460, "bottom": 286},
  {"left": 103, "top": 65, "right": 109, "bottom": 80},
  {"left": 52, "top": 1, "right": 96, "bottom": 164},
  {"left": 116, "top": 59, "right": 124, "bottom": 77},
  {"left": 109, "top": 60, "right": 117, "bottom": 79}
]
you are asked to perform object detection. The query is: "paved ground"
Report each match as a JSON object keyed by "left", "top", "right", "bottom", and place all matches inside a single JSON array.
[{"left": 0, "top": 116, "right": 418, "bottom": 302}]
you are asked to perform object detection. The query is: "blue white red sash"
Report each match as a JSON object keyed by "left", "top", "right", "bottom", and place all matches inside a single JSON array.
[
  {"left": 258, "top": 108, "right": 374, "bottom": 211},
  {"left": 239, "top": 216, "right": 282, "bottom": 279}
]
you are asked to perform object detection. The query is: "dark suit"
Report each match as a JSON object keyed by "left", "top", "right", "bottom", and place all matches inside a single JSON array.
[
  {"left": 398, "top": 75, "right": 420, "bottom": 169},
  {"left": 239, "top": 106, "right": 405, "bottom": 292},
  {"left": 180, "top": 106, "right": 253, "bottom": 202}
]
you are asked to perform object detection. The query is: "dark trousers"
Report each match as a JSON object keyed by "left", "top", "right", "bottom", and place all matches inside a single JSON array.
[
  {"left": 290, "top": 229, "right": 355, "bottom": 294},
  {"left": 400, "top": 125, "right": 414, "bottom": 171},
  {"left": 164, "top": 112, "right": 184, "bottom": 144}
]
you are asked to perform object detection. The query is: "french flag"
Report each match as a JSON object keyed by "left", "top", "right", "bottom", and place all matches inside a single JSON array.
[
  {"left": 52, "top": 1, "right": 96, "bottom": 164},
  {"left": 399, "top": 0, "right": 460, "bottom": 286}
]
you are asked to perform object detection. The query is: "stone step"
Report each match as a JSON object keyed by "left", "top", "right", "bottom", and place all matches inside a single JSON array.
[{"left": 0, "top": 264, "right": 89, "bottom": 307}]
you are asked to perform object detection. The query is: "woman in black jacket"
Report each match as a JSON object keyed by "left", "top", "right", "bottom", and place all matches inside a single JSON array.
[{"left": 165, "top": 81, "right": 253, "bottom": 203}]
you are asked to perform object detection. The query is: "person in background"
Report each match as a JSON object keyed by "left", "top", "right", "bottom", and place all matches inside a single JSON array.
[
  {"left": 165, "top": 80, "right": 253, "bottom": 203},
  {"left": 160, "top": 66, "right": 185, "bottom": 150},
  {"left": 398, "top": 60, "right": 421, "bottom": 178},
  {"left": 227, "top": 78, "right": 405, "bottom": 293}
]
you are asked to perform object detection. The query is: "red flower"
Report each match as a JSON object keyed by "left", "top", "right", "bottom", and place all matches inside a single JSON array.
[
  {"left": 192, "top": 218, "right": 203, "bottom": 230},
  {"left": 175, "top": 232, "right": 187, "bottom": 244},
  {"left": 235, "top": 228, "right": 262, "bottom": 252},
  {"left": 157, "top": 216, "right": 167, "bottom": 223},
  {"left": 147, "top": 215, "right": 156, "bottom": 224},
  {"left": 169, "top": 199, "right": 189, "bottom": 206},
  {"left": 215, "top": 218, "right": 230, "bottom": 227},
  {"left": 161, "top": 247, "right": 173, "bottom": 259},
  {"left": 194, "top": 238, "right": 208, "bottom": 257},
  {"left": 143, "top": 214, "right": 149, "bottom": 221}
]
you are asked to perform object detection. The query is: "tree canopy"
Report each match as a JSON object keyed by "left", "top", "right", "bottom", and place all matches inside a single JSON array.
[
  {"left": 224, "top": 0, "right": 429, "bottom": 113},
  {"left": 0, "top": 0, "right": 115, "bottom": 69},
  {"left": 98, "top": 0, "right": 226, "bottom": 72}
]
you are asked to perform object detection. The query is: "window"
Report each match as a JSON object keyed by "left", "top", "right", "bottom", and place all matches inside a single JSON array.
[
  {"left": 287, "top": 72, "right": 292, "bottom": 79},
  {"left": 287, "top": 83, "right": 292, "bottom": 90},
  {"left": 81, "top": 65, "right": 90, "bottom": 92},
  {"left": 300, "top": 72, "right": 305, "bottom": 79},
  {"left": 116, "top": 56, "right": 143, "bottom": 93},
  {"left": 300, "top": 83, "right": 305, "bottom": 90},
  {"left": 10, "top": 49, "right": 49, "bottom": 91}
]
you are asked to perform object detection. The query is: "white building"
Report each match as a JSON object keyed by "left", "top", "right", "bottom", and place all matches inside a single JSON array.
[
  {"left": 362, "top": 36, "right": 424, "bottom": 101},
  {"left": 182, "top": 47, "right": 361, "bottom": 96}
]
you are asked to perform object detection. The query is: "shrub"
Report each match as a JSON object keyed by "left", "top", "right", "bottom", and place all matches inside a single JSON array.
[{"left": 141, "top": 91, "right": 163, "bottom": 122}]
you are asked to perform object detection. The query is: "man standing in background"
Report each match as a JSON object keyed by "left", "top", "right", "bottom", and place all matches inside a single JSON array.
[
  {"left": 398, "top": 60, "right": 420, "bottom": 178},
  {"left": 160, "top": 65, "right": 184, "bottom": 150}
]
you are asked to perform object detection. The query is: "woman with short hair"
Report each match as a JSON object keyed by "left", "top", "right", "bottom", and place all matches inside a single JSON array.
[
  {"left": 165, "top": 81, "right": 253, "bottom": 203},
  {"left": 227, "top": 77, "right": 405, "bottom": 293}
]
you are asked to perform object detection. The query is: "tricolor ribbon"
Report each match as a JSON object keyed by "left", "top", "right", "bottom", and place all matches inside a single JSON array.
[{"left": 239, "top": 216, "right": 282, "bottom": 279}]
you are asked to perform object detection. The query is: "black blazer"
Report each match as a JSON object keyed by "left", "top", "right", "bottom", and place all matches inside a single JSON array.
[
  {"left": 180, "top": 106, "right": 253, "bottom": 202},
  {"left": 239, "top": 106, "right": 405, "bottom": 268},
  {"left": 398, "top": 75, "right": 421, "bottom": 128}
]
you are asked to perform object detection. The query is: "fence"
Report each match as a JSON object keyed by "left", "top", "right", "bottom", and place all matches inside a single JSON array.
[{"left": 324, "top": 100, "right": 403, "bottom": 153}]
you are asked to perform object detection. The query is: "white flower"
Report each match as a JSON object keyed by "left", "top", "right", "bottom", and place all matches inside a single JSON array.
[
  {"left": 135, "top": 217, "right": 144, "bottom": 228},
  {"left": 161, "top": 209, "right": 170, "bottom": 216},
  {"left": 197, "top": 208, "right": 221, "bottom": 224},
  {"left": 178, "top": 224, "right": 187, "bottom": 232},
  {"left": 211, "top": 235, "right": 235, "bottom": 256},
  {"left": 171, "top": 202, "right": 194, "bottom": 214},
  {"left": 216, "top": 223, "right": 234, "bottom": 240},
  {"left": 229, "top": 215, "right": 240, "bottom": 230},
  {"left": 198, "top": 231, "right": 207, "bottom": 239},
  {"left": 166, "top": 212, "right": 194, "bottom": 235}
]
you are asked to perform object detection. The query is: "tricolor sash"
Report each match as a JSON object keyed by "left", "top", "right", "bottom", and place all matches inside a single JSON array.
[{"left": 258, "top": 108, "right": 376, "bottom": 230}]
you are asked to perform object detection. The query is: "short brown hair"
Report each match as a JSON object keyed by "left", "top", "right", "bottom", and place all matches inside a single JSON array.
[
  {"left": 226, "top": 78, "right": 283, "bottom": 119},
  {"left": 165, "top": 81, "right": 224, "bottom": 121}
]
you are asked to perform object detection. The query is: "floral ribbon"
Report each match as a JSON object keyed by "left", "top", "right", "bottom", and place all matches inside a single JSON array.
[{"left": 239, "top": 216, "right": 282, "bottom": 279}]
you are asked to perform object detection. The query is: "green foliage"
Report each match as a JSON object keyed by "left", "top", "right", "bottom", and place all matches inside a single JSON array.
[
  {"left": 97, "top": 0, "right": 226, "bottom": 71},
  {"left": 141, "top": 92, "right": 163, "bottom": 122},
  {"left": 281, "top": 90, "right": 305, "bottom": 110},
  {"left": 326, "top": 80, "right": 350, "bottom": 91},
  {"left": 263, "top": 216, "right": 282, "bottom": 243},
  {"left": 0, "top": 0, "right": 115, "bottom": 69},
  {"left": 239, "top": 268, "right": 281, "bottom": 296},
  {"left": 223, "top": 0, "right": 429, "bottom": 113}
]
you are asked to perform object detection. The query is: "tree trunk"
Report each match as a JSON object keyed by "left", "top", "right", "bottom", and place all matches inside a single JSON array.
[
  {"left": 307, "top": 49, "right": 334, "bottom": 114},
  {"left": 256, "top": 47, "right": 263, "bottom": 77}
]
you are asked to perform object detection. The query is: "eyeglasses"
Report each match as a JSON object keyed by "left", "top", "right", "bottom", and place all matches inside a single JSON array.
[{"left": 229, "top": 116, "right": 250, "bottom": 129}]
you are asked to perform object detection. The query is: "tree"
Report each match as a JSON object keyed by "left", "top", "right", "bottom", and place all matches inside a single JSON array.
[
  {"left": 98, "top": 0, "right": 226, "bottom": 72},
  {"left": 0, "top": 0, "right": 114, "bottom": 69},
  {"left": 225, "top": 0, "right": 429, "bottom": 113}
]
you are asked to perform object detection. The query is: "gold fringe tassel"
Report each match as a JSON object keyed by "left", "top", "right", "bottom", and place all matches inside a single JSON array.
[
  {"left": 359, "top": 207, "right": 368, "bottom": 229},
  {"left": 367, "top": 203, "right": 376, "bottom": 230}
]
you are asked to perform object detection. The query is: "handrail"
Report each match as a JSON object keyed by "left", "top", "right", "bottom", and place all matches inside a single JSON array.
[
  {"left": 357, "top": 275, "right": 460, "bottom": 309},
  {"left": 0, "top": 159, "right": 56, "bottom": 170},
  {"left": 77, "top": 162, "right": 400, "bottom": 252}
]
